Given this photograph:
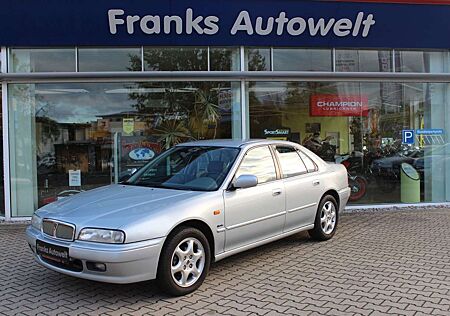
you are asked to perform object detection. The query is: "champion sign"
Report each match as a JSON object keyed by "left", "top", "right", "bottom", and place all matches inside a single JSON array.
[{"left": 310, "top": 95, "right": 369, "bottom": 117}]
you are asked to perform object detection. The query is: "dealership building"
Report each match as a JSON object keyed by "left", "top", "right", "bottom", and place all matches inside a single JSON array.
[{"left": 1, "top": 0, "right": 450, "bottom": 220}]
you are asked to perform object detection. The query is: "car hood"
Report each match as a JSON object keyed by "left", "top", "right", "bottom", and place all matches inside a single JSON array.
[{"left": 36, "top": 184, "right": 201, "bottom": 229}]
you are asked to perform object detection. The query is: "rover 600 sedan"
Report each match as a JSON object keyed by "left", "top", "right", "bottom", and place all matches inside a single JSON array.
[{"left": 26, "top": 139, "right": 350, "bottom": 296}]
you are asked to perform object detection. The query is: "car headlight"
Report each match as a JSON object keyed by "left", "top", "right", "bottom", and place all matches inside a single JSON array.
[
  {"left": 31, "top": 214, "right": 42, "bottom": 231},
  {"left": 78, "top": 228, "right": 125, "bottom": 244}
]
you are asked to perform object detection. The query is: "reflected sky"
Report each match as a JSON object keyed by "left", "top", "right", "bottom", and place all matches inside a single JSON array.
[{"left": 236, "top": 146, "right": 276, "bottom": 184}]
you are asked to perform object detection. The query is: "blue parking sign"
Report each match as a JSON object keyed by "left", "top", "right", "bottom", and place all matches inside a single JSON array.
[{"left": 402, "top": 130, "right": 415, "bottom": 144}]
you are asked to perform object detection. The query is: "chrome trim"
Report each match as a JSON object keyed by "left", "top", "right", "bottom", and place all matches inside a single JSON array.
[
  {"left": 287, "top": 202, "right": 317, "bottom": 214},
  {"left": 42, "top": 218, "right": 76, "bottom": 241},
  {"left": 226, "top": 211, "right": 286, "bottom": 231},
  {"left": 3, "top": 71, "right": 450, "bottom": 83}
]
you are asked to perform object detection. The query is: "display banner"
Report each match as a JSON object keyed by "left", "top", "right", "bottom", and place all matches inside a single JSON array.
[
  {"left": 0, "top": 0, "right": 450, "bottom": 48},
  {"left": 310, "top": 95, "right": 369, "bottom": 117}
]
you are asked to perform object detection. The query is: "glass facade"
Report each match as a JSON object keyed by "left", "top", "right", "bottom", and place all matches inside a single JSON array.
[
  {"left": 247, "top": 81, "right": 450, "bottom": 204},
  {"left": 78, "top": 47, "right": 142, "bottom": 72},
  {"left": 2, "top": 46, "right": 450, "bottom": 217},
  {"left": 8, "top": 81, "right": 241, "bottom": 216}
]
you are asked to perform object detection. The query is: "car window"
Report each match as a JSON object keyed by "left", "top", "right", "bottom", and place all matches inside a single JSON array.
[
  {"left": 126, "top": 146, "right": 240, "bottom": 191},
  {"left": 298, "top": 150, "right": 318, "bottom": 172},
  {"left": 235, "top": 146, "right": 277, "bottom": 184},
  {"left": 275, "top": 146, "right": 307, "bottom": 178}
]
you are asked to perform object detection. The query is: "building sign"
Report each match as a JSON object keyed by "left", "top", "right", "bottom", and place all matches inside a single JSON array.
[
  {"left": 1, "top": 0, "right": 450, "bottom": 48},
  {"left": 264, "top": 128, "right": 290, "bottom": 140},
  {"left": 310, "top": 95, "right": 369, "bottom": 117},
  {"left": 402, "top": 129, "right": 415, "bottom": 144}
]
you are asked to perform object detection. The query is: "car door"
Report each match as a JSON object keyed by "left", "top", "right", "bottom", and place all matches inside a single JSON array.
[
  {"left": 224, "top": 145, "right": 286, "bottom": 251},
  {"left": 274, "top": 146, "right": 323, "bottom": 232}
]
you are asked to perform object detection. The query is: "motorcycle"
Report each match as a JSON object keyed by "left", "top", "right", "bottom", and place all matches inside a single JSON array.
[
  {"left": 347, "top": 172, "right": 368, "bottom": 202},
  {"left": 337, "top": 152, "right": 370, "bottom": 202}
]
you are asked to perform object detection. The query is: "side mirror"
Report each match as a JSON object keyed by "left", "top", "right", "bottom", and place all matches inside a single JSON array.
[{"left": 232, "top": 175, "right": 258, "bottom": 190}]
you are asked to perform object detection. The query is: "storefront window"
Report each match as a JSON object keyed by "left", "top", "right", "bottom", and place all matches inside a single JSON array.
[
  {"left": 248, "top": 81, "right": 450, "bottom": 204},
  {"left": 273, "top": 48, "right": 332, "bottom": 71},
  {"left": 8, "top": 81, "right": 241, "bottom": 216},
  {"left": 78, "top": 47, "right": 142, "bottom": 72},
  {"left": 245, "top": 47, "right": 271, "bottom": 71},
  {"left": 395, "top": 50, "right": 449, "bottom": 73},
  {"left": 9, "top": 48, "right": 76, "bottom": 72},
  {"left": 336, "top": 49, "right": 392, "bottom": 72},
  {"left": 0, "top": 85, "right": 3, "bottom": 217},
  {"left": 143, "top": 47, "right": 208, "bottom": 71},
  {"left": 210, "top": 47, "right": 240, "bottom": 71}
]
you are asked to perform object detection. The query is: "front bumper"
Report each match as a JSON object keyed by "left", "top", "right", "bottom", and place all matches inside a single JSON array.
[{"left": 26, "top": 226, "right": 165, "bottom": 284}]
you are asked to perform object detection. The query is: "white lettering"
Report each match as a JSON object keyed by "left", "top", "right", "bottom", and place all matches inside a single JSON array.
[
  {"left": 333, "top": 18, "right": 352, "bottom": 37},
  {"left": 361, "top": 14, "right": 376, "bottom": 37},
  {"left": 126, "top": 15, "right": 140, "bottom": 34},
  {"left": 308, "top": 18, "right": 335, "bottom": 36},
  {"left": 107, "top": 9, "right": 376, "bottom": 38},
  {"left": 108, "top": 9, "right": 125, "bottom": 34},
  {"left": 255, "top": 17, "right": 274, "bottom": 35},
  {"left": 287, "top": 17, "right": 306, "bottom": 36},
  {"left": 275, "top": 12, "right": 289, "bottom": 35},
  {"left": 164, "top": 15, "right": 183, "bottom": 34},
  {"left": 186, "top": 8, "right": 204, "bottom": 35},
  {"left": 352, "top": 12, "right": 364, "bottom": 36},
  {"left": 140, "top": 15, "right": 161, "bottom": 34},
  {"left": 204, "top": 16, "right": 220, "bottom": 35},
  {"left": 231, "top": 11, "right": 254, "bottom": 35},
  {"left": 317, "top": 101, "right": 363, "bottom": 107}
]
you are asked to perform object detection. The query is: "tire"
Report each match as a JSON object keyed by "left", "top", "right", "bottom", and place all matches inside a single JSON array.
[
  {"left": 157, "top": 227, "right": 211, "bottom": 296},
  {"left": 308, "top": 195, "right": 338, "bottom": 241}
]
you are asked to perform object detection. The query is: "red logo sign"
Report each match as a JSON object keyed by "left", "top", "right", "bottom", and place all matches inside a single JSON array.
[{"left": 310, "top": 95, "right": 369, "bottom": 117}]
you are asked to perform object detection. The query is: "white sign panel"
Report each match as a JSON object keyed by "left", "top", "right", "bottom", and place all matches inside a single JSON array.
[{"left": 69, "top": 170, "right": 81, "bottom": 187}]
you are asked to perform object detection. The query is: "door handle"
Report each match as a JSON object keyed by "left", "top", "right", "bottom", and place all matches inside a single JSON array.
[
  {"left": 272, "top": 189, "right": 282, "bottom": 196},
  {"left": 312, "top": 180, "right": 320, "bottom": 186}
]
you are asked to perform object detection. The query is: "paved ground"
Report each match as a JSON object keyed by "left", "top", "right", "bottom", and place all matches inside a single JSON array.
[{"left": 1, "top": 209, "right": 450, "bottom": 316}]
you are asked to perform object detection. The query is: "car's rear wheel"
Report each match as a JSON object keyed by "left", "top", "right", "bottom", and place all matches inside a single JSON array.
[
  {"left": 308, "top": 195, "right": 338, "bottom": 241},
  {"left": 157, "top": 227, "right": 210, "bottom": 296}
]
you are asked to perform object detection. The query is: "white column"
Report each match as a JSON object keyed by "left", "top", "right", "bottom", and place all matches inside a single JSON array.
[{"left": 9, "top": 84, "right": 38, "bottom": 216}]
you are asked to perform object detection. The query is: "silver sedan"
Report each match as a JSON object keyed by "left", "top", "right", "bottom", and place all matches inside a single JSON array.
[{"left": 26, "top": 139, "right": 350, "bottom": 295}]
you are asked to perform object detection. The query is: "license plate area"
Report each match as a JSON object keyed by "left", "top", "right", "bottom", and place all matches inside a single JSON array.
[{"left": 36, "top": 240, "right": 69, "bottom": 264}]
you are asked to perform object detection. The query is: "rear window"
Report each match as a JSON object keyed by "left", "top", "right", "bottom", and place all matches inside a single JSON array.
[
  {"left": 298, "top": 151, "right": 318, "bottom": 172},
  {"left": 275, "top": 146, "right": 307, "bottom": 178}
]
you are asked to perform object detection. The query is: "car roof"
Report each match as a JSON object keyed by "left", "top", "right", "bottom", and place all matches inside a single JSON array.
[{"left": 176, "top": 139, "right": 301, "bottom": 149}]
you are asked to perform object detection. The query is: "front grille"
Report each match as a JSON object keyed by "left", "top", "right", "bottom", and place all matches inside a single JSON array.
[{"left": 42, "top": 219, "right": 75, "bottom": 241}]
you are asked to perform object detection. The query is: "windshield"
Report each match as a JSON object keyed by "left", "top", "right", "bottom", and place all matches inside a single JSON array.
[{"left": 126, "top": 146, "right": 240, "bottom": 191}]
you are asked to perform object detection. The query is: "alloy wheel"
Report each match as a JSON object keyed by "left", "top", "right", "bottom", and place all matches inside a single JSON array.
[
  {"left": 320, "top": 201, "right": 337, "bottom": 234},
  {"left": 170, "top": 237, "right": 205, "bottom": 288}
]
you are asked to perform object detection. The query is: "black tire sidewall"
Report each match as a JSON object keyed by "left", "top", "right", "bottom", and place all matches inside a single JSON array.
[
  {"left": 157, "top": 227, "right": 211, "bottom": 296},
  {"left": 310, "top": 195, "right": 339, "bottom": 241}
]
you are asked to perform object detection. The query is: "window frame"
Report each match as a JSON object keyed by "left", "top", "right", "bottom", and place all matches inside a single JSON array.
[
  {"left": 297, "top": 149, "right": 319, "bottom": 173},
  {"left": 272, "top": 145, "right": 309, "bottom": 179},
  {"left": 230, "top": 144, "right": 280, "bottom": 188}
]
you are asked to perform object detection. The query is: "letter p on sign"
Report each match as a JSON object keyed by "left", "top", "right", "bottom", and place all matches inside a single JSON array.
[{"left": 402, "top": 130, "right": 415, "bottom": 145}]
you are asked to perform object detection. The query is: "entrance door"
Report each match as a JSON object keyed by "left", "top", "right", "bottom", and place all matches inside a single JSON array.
[{"left": 224, "top": 146, "right": 285, "bottom": 251}]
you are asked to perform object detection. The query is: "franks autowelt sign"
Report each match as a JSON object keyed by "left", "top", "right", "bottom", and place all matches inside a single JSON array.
[
  {"left": 310, "top": 95, "right": 369, "bottom": 117},
  {"left": 0, "top": 0, "right": 450, "bottom": 47}
]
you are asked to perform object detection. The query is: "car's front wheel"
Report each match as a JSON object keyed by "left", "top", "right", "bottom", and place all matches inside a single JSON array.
[
  {"left": 157, "top": 227, "right": 210, "bottom": 296},
  {"left": 308, "top": 195, "right": 338, "bottom": 241}
]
